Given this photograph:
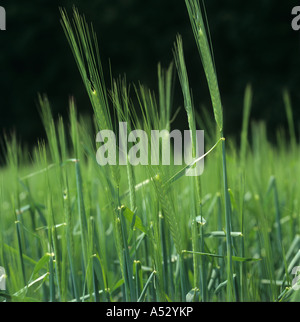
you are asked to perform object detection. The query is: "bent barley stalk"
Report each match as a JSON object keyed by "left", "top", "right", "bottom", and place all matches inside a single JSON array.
[{"left": 184, "top": 0, "right": 235, "bottom": 300}]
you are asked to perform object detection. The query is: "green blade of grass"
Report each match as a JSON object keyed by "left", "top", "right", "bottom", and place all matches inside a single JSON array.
[
  {"left": 137, "top": 270, "right": 156, "bottom": 302},
  {"left": 182, "top": 250, "right": 261, "bottom": 263},
  {"left": 165, "top": 137, "right": 224, "bottom": 185},
  {"left": 283, "top": 89, "right": 296, "bottom": 149}
]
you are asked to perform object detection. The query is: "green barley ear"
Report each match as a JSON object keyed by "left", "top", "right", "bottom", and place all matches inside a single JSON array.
[
  {"left": 240, "top": 84, "right": 252, "bottom": 168},
  {"left": 283, "top": 89, "right": 297, "bottom": 150},
  {"left": 60, "top": 7, "right": 120, "bottom": 187},
  {"left": 185, "top": 0, "right": 223, "bottom": 132},
  {"left": 60, "top": 8, "right": 111, "bottom": 132},
  {"left": 158, "top": 62, "right": 174, "bottom": 131},
  {"left": 69, "top": 97, "right": 80, "bottom": 160},
  {"left": 38, "top": 94, "right": 61, "bottom": 165},
  {"left": 173, "top": 34, "right": 197, "bottom": 157}
]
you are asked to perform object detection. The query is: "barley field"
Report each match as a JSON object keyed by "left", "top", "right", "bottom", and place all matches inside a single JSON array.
[{"left": 0, "top": 0, "right": 300, "bottom": 302}]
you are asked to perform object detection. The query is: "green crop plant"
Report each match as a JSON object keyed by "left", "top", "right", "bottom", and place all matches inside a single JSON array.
[{"left": 0, "top": 1, "right": 300, "bottom": 302}]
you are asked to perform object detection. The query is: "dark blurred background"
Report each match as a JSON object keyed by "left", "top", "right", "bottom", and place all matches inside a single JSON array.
[{"left": 1, "top": 0, "right": 300, "bottom": 154}]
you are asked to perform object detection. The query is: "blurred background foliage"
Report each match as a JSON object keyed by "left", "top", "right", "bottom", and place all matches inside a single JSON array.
[{"left": 0, "top": 0, "right": 300, "bottom": 152}]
